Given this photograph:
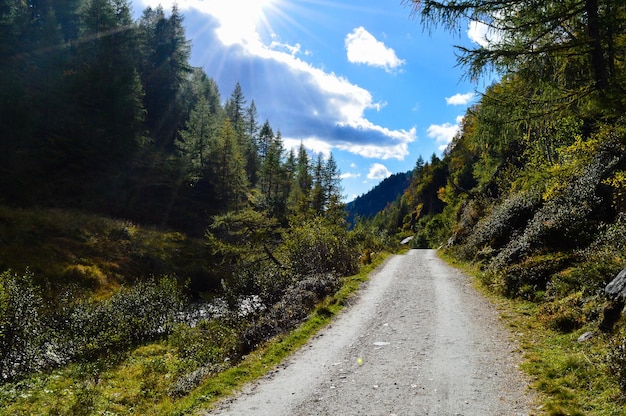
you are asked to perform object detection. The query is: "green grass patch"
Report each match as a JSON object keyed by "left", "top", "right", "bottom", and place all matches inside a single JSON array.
[{"left": 0, "top": 205, "right": 214, "bottom": 298}]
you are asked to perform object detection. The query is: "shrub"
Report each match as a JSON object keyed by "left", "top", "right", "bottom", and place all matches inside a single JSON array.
[
  {"left": 222, "top": 264, "right": 294, "bottom": 311},
  {"left": 0, "top": 270, "right": 46, "bottom": 381},
  {"left": 282, "top": 217, "right": 359, "bottom": 277},
  {"left": 538, "top": 292, "right": 586, "bottom": 333},
  {"left": 462, "top": 190, "right": 541, "bottom": 261},
  {"left": 492, "top": 143, "right": 622, "bottom": 268},
  {"left": 496, "top": 254, "right": 572, "bottom": 300},
  {"left": 242, "top": 272, "right": 339, "bottom": 350},
  {"left": 0, "top": 273, "right": 184, "bottom": 382},
  {"left": 169, "top": 319, "right": 241, "bottom": 368},
  {"left": 607, "top": 332, "right": 626, "bottom": 396},
  {"left": 55, "top": 277, "right": 184, "bottom": 361},
  {"left": 448, "top": 197, "right": 487, "bottom": 248}
]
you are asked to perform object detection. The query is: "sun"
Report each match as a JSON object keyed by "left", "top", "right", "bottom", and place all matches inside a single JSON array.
[{"left": 211, "top": 0, "right": 279, "bottom": 46}]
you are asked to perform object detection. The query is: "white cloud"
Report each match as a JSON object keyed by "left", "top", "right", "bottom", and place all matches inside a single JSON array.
[
  {"left": 340, "top": 172, "right": 361, "bottom": 179},
  {"left": 427, "top": 115, "right": 464, "bottom": 151},
  {"left": 467, "top": 19, "right": 504, "bottom": 48},
  {"left": 445, "top": 92, "right": 476, "bottom": 106},
  {"left": 367, "top": 163, "right": 392, "bottom": 180},
  {"left": 372, "top": 101, "right": 388, "bottom": 112},
  {"left": 270, "top": 40, "right": 302, "bottom": 56},
  {"left": 283, "top": 137, "right": 333, "bottom": 157},
  {"left": 345, "top": 27, "right": 405, "bottom": 73}
]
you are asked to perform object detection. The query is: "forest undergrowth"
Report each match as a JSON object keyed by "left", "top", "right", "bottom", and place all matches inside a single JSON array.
[{"left": 0, "top": 205, "right": 392, "bottom": 415}]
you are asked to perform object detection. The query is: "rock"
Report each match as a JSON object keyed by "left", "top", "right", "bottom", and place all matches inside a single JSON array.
[
  {"left": 577, "top": 331, "right": 595, "bottom": 343},
  {"left": 600, "top": 268, "right": 626, "bottom": 332},
  {"left": 605, "top": 268, "right": 626, "bottom": 301}
]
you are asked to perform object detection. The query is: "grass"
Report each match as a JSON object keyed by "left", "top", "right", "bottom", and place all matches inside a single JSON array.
[
  {"left": 0, "top": 245, "right": 391, "bottom": 415},
  {"left": 439, "top": 251, "right": 626, "bottom": 416},
  {"left": 0, "top": 205, "right": 214, "bottom": 298}
]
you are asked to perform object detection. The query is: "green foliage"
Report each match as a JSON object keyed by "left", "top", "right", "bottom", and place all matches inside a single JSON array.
[
  {"left": 347, "top": 219, "right": 394, "bottom": 253},
  {"left": 282, "top": 217, "right": 359, "bottom": 277},
  {"left": 410, "top": 213, "right": 450, "bottom": 249},
  {"left": 169, "top": 319, "right": 240, "bottom": 371},
  {"left": 0, "top": 271, "right": 183, "bottom": 382},
  {"left": 607, "top": 331, "right": 626, "bottom": 395},
  {"left": 0, "top": 270, "right": 45, "bottom": 381}
]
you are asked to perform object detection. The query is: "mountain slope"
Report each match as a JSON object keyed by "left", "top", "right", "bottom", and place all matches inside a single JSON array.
[{"left": 345, "top": 171, "right": 412, "bottom": 225}]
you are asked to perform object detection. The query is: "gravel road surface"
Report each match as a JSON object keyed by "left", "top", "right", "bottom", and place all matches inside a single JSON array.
[{"left": 205, "top": 249, "right": 537, "bottom": 415}]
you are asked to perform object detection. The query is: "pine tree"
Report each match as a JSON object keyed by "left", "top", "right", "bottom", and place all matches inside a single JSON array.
[
  {"left": 211, "top": 119, "right": 248, "bottom": 211},
  {"left": 137, "top": 5, "right": 191, "bottom": 148},
  {"left": 322, "top": 153, "right": 345, "bottom": 223},
  {"left": 288, "top": 143, "right": 313, "bottom": 218}
]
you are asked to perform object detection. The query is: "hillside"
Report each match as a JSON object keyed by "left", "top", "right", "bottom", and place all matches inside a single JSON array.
[{"left": 345, "top": 171, "right": 412, "bottom": 226}]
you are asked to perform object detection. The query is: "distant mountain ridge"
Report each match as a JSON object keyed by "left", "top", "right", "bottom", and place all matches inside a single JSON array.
[{"left": 345, "top": 171, "right": 413, "bottom": 225}]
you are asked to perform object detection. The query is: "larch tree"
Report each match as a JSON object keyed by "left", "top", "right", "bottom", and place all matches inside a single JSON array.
[
  {"left": 244, "top": 100, "right": 260, "bottom": 186},
  {"left": 176, "top": 96, "right": 216, "bottom": 184},
  {"left": 404, "top": 0, "right": 625, "bottom": 118},
  {"left": 288, "top": 143, "right": 313, "bottom": 218},
  {"left": 311, "top": 153, "right": 326, "bottom": 215}
]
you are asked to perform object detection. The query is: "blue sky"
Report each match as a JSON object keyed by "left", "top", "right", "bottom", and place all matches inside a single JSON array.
[{"left": 133, "top": 0, "right": 494, "bottom": 201}]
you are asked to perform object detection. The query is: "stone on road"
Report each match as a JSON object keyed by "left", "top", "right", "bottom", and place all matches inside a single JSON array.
[{"left": 205, "top": 249, "right": 535, "bottom": 416}]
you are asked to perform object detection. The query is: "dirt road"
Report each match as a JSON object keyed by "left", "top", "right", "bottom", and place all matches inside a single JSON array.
[{"left": 205, "top": 249, "right": 536, "bottom": 415}]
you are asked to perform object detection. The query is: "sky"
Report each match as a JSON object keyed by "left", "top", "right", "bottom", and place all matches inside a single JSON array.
[{"left": 132, "top": 0, "right": 495, "bottom": 201}]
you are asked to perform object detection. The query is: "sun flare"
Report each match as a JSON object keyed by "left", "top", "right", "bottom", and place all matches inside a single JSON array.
[
  {"left": 138, "top": 0, "right": 280, "bottom": 46},
  {"left": 211, "top": 0, "right": 279, "bottom": 45}
]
